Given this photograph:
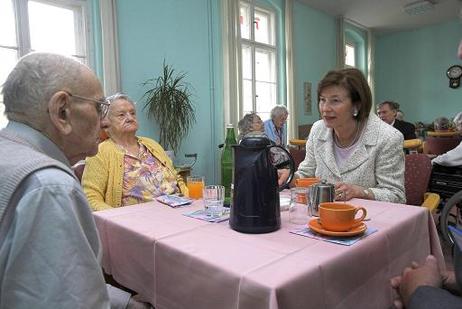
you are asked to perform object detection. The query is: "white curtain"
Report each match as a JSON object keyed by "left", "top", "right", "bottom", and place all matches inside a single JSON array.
[
  {"left": 221, "top": 0, "right": 242, "bottom": 128},
  {"left": 336, "top": 17, "right": 345, "bottom": 69},
  {"left": 99, "top": 0, "right": 121, "bottom": 95},
  {"left": 367, "top": 29, "right": 375, "bottom": 106},
  {"left": 285, "top": 0, "right": 296, "bottom": 140}
]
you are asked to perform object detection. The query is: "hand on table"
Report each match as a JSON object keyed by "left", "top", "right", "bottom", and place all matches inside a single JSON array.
[
  {"left": 390, "top": 255, "right": 445, "bottom": 308},
  {"left": 334, "top": 183, "right": 367, "bottom": 201},
  {"left": 277, "top": 169, "right": 291, "bottom": 186}
]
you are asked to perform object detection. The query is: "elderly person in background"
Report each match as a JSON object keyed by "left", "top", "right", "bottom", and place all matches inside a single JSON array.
[
  {"left": 0, "top": 53, "right": 150, "bottom": 308},
  {"left": 83, "top": 93, "right": 187, "bottom": 211},
  {"left": 264, "top": 105, "right": 288, "bottom": 146},
  {"left": 237, "top": 112, "right": 264, "bottom": 141},
  {"left": 433, "top": 116, "right": 451, "bottom": 131},
  {"left": 295, "top": 68, "right": 405, "bottom": 203},
  {"left": 431, "top": 112, "right": 462, "bottom": 166},
  {"left": 377, "top": 101, "right": 416, "bottom": 140}
]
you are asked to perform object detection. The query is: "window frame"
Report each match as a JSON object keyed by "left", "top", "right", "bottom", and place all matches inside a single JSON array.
[
  {"left": 0, "top": 0, "right": 94, "bottom": 127},
  {"left": 239, "top": 0, "right": 278, "bottom": 119},
  {"left": 345, "top": 41, "right": 357, "bottom": 68}
]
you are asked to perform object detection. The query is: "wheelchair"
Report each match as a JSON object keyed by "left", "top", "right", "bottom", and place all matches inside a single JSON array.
[{"left": 430, "top": 164, "right": 462, "bottom": 245}]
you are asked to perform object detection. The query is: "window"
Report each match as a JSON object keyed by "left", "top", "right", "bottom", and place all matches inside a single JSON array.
[
  {"left": 0, "top": 0, "right": 91, "bottom": 128},
  {"left": 345, "top": 42, "right": 356, "bottom": 67},
  {"left": 239, "top": 1, "right": 277, "bottom": 121}
]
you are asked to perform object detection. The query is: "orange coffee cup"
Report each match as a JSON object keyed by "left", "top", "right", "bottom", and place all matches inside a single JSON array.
[
  {"left": 295, "top": 177, "right": 320, "bottom": 188},
  {"left": 319, "top": 202, "right": 367, "bottom": 232}
]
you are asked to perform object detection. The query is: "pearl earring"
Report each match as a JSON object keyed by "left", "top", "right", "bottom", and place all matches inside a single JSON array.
[{"left": 353, "top": 109, "right": 358, "bottom": 117}]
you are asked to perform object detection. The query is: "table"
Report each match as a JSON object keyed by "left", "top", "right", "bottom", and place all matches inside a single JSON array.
[
  {"left": 289, "top": 138, "right": 307, "bottom": 149},
  {"left": 427, "top": 130, "right": 459, "bottom": 137},
  {"left": 94, "top": 198, "right": 444, "bottom": 309},
  {"left": 403, "top": 138, "right": 422, "bottom": 152}
]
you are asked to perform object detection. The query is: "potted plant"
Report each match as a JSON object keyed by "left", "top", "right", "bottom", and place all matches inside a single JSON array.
[{"left": 141, "top": 61, "right": 196, "bottom": 154}]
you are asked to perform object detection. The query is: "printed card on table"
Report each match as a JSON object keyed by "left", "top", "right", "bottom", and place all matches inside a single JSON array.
[
  {"left": 290, "top": 227, "right": 378, "bottom": 246},
  {"left": 183, "top": 209, "right": 230, "bottom": 223},
  {"left": 156, "top": 194, "right": 193, "bottom": 208}
]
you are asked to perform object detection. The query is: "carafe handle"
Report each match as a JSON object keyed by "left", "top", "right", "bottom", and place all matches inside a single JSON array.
[{"left": 268, "top": 145, "right": 295, "bottom": 191}]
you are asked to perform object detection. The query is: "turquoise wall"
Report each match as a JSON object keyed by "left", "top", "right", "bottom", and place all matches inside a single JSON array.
[
  {"left": 292, "top": 0, "right": 337, "bottom": 126},
  {"left": 115, "top": 0, "right": 223, "bottom": 183},
  {"left": 375, "top": 20, "right": 461, "bottom": 124}
]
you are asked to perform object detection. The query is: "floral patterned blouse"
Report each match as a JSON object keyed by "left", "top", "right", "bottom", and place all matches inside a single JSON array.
[{"left": 121, "top": 143, "right": 179, "bottom": 206}]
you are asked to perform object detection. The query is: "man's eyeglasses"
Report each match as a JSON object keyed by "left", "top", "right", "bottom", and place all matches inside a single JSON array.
[{"left": 63, "top": 91, "right": 111, "bottom": 118}]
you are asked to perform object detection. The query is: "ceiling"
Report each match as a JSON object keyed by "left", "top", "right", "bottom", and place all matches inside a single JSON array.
[{"left": 298, "top": 0, "right": 462, "bottom": 34}]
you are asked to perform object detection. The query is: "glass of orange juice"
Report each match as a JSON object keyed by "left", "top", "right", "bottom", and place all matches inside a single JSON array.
[{"left": 187, "top": 176, "right": 205, "bottom": 199}]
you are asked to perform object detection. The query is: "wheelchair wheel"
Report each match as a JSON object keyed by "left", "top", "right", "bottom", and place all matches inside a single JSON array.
[{"left": 440, "top": 190, "right": 462, "bottom": 245}]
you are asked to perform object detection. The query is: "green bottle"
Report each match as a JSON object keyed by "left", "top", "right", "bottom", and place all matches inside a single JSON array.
[{"left": 221, "top": 125, "right": 237, "bottom": 206}]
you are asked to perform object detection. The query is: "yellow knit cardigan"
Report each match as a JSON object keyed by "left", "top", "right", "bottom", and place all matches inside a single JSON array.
[{"left": 82, "top": 137, "right": 188, "bottom": 211}]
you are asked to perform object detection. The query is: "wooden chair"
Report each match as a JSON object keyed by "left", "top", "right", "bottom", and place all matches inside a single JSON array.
[{"left": 404, "top": 153, "right": 440, "bottom": 211}]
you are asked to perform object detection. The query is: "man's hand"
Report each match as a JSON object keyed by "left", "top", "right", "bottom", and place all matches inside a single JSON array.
[{"left": 390, "top": 255, "right": 443, "bottom": 308}]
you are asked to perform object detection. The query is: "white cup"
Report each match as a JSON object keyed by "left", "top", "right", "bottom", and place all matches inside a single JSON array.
[{"left": 203, "top": 185, "right": 225, "bottom": 217}]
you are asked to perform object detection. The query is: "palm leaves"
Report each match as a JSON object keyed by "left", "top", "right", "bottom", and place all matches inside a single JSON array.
[{"left": 142, "top": 61, "right": 195, "bottom": 153}]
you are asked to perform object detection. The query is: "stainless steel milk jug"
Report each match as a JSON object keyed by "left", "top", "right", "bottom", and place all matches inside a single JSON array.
[{"left": 310, "top": 180, "right": 335, "bottom": 216}]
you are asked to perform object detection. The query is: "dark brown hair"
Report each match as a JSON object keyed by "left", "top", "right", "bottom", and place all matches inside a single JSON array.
[{"left": 317, "top": 68, "right": 372, "bottom": 123}]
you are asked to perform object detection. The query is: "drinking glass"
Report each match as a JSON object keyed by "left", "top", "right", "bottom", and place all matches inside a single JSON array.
[
  {"left": 289, "top": 187, "right": 310, "bottom": 225},
  {"left": 202, "top": 185, "right": 225, "bottom": 217},
  {"left": 187, "top": 176, "right": 205, "bottom": 199}
]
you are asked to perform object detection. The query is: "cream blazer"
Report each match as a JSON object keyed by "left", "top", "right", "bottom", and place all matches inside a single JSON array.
[{"left": 296, "top": 113, "right": 406, "bottom": 203}]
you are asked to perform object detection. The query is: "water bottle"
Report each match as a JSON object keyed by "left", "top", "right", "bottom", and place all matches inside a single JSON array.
[{"left": 221, "top": 125, "right": 237, "bottom": 206}]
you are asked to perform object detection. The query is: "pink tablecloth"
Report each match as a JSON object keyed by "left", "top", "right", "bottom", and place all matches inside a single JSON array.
[{"left": 93, "top": 198, "right": 444, "bottom": 309}]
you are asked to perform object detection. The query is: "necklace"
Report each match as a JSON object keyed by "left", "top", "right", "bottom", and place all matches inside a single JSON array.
[{"left": 334, "top": 121, "right": 361, "bottom": 149}]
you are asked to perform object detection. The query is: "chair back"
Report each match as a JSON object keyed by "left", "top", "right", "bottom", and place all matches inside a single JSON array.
[
  {"left": 423, "top": 135, "right": 462, "bottom": 155},
  {"left": 405, "top": 154, "right": 432, "bottom": 205},
  {"left": 288, "top": 146, "right": 305, "bottom": 170}
]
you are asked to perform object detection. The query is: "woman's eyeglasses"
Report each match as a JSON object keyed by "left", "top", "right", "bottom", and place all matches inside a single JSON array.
[{"left": 62, "top": 91, "right": 111, "bottom": 118}]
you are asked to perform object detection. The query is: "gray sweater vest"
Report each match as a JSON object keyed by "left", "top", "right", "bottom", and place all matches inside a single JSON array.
[{"left": 0, "top": 130, "right": 75, "bottom": 224}]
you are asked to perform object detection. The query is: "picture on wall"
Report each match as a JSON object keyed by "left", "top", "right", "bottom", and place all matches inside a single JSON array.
[{"left": 304, "top": 81, "right": 312, "bottom": 115}]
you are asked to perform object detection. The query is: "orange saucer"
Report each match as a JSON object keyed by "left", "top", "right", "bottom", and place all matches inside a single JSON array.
[{"left": 308, "top": 218, "right": 367, "bottom": 237}]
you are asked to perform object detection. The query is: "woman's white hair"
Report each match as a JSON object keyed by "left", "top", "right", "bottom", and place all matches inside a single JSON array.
[{"left": 270, "top": 105, "right": 288, "bottom": 120}]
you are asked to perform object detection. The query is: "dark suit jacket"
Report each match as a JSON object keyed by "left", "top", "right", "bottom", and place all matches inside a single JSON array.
[{"left": 393, "top": 119, "right": 416, "bottom": 140}]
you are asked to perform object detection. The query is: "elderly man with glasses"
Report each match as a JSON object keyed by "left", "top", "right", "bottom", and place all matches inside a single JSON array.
[{"left": 0, "top": 53, "right": 150, "bottom": 308}]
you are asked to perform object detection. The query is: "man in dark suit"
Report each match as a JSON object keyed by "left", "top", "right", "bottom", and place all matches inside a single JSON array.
[{"left": 377, "top": 101, "right": 416, "bottom": 140}]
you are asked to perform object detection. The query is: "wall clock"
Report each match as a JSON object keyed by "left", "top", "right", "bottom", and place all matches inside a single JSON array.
[{"left": 447, "top": 65, "right": 462, "bottom": 88}]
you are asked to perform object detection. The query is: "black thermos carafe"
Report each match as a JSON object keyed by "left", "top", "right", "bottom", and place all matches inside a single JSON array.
[{"left": 230, "top": 136, "right": 295, "bottom": 233}]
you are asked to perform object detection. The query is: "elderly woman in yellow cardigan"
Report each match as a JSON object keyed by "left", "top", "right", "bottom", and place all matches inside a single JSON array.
[{"left": 82, "top": 93, "right": 188, "bottom": 211}]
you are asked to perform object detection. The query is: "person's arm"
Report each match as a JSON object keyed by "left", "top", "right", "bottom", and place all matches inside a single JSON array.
[
  {"left": 0, "top": 169, "right": 110, "bottom": 308},
  {"left": 83, "top": 149, "right": 113, "bottom": 211},
  {"left": 431, "top": 142, "right": 462, "bottom": 167},
  {"left": 370, "top": 130, "right": 406, "bottom": 203}
]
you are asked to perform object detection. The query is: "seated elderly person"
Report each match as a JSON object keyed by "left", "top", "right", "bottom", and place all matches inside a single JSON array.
[
  {"left": 82, "top": 93, "right": 188, "bottom": 211},
  {"left": 237, "top": 112, "right": 264, "bottom": 141},
  {"left": 294, "top": 68, "right": 405, "bottom": 203},
  {"left": 432, "top": 112, "right": 462, "bottom": 166},
  {"left": 434, "top": 116, "right": 451, "bottom": 131},
  {"left": 377, "top": 101, "right": 416, "bottom": 140},
  {"left": 264, "top": 105, "right": 288, "bottom": 146}
]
